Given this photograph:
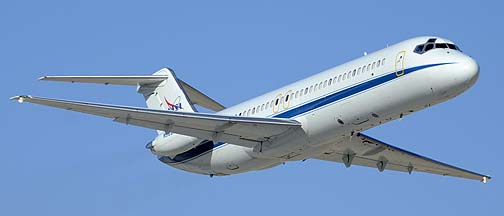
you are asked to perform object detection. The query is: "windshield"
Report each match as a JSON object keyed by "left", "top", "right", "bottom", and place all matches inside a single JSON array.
[{"left": 414, "top": 38, "right": 461, "bottom": 54}]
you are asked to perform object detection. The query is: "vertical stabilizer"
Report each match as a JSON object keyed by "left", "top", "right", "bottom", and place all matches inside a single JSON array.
[
  {"left": 137, "top": 68, "right": 196, "bottom": 134},
  {"left": 137, "top": 68, "right": 196, "bottom": 112}
]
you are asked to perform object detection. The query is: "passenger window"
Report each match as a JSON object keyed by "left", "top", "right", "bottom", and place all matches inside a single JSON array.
[
  {"left": 324, "top": 80, "right": 327, "bottom": 87},
  {"left": 342, "top": 73, "right": 346, "bottom": 80},
  {"left": 261, "top": 104, "right": 264, "bottom": 111},
  {"left": 247, "top": 109, "right": 251, "bottom": 116},
  {"left": 305, "top": 88, "right": 308, "bottom": 95},
  {"left": 266, "top": 102, "right": 269, "bottom": 109},
  {"left": 338, "top": 74, "right": 342, "bottom": 82},
  {"left": 377, "top": 60, "right": 381, "bottom": 67},
  {"left": 239, "top": 113, "right": 242, "bottom": 116},
  {"left": 357, "top": 67, "right": 361, "bottom": 75},
  {"left": 319, "top": 82, "right": 323, "bottom": 89},
  {"left": 285, "top": 95, "right": 289, "bottom": 102},
  {"left": 382, "top": 58, "right": 385, "bottom": 66},
  {"left": 367, "top": 64, "right": 371, "bottom": 71},
  {"left": 314, "top": 84, "right": 318, "bottom": 91},
  {"left": 252, "top": 107, "right": 256, "bottom": 114},
  {"left": 328, "top": 79, "right": 332, "bottom": 85},
  {"left": 295, "top": 91, "right": 299, "bottom": 98},
  {"left": 352, "top": 69, "right": 356, "bottom": 76},
  {"left": 309, "top": 86, "right": 313, "bottom": 93}
]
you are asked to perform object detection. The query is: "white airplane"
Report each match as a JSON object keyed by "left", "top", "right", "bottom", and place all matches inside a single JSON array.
[{"left": 12, "top": 36, "right": 491, "bottom": 183}]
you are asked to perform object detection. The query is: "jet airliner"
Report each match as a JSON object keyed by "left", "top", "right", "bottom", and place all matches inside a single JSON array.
[{"left": 12, "top": 36, "right": 491, "bottom": 183}]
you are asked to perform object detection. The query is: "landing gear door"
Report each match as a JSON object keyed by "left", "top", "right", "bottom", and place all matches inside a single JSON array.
[{"left": 395, "top": 51, "right": 406, "bottom": 76}]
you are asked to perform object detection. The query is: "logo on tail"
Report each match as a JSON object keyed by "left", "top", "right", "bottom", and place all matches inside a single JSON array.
[{"left": 164, "top": 96, "right": 183, "bottom": 111}]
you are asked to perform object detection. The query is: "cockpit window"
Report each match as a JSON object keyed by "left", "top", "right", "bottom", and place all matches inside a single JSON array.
[
  {"left": 414, "top": 44, "right": 424, "bottom": 53},
  {"left": 425, "top": 43, "right": 434, "bottom": 52},
  {"left": 413, "top": 38, "right": 461, "bottom": 54},
  {"left": 436, "top": 43, "right": 448, "bottom": 48},
  {"left": 453, "top": 44, "right": 462, "bottom": 51}
]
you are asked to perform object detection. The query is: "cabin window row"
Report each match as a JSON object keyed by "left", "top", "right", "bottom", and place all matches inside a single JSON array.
[
  {"left": 235, "top": 58, "right": 386, "bottom": 117},
  {"left": 292, "top": 58, "right": 387, "bottom": 99}
]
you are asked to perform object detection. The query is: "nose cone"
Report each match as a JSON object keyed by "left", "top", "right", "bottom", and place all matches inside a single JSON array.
[
  {"left": 431, "top": 54, "right": 480, "bottom": 101},
  {"left": 460, "top": 56, "right": 480, "bottom": 86}
]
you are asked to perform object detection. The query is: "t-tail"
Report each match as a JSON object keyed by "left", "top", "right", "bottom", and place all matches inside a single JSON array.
[
  {"left": 37, "top": 68, "right": 225, "bottom": 136},
  {"left": 137, "top": 68, "right": 196, "bottom": 113}
]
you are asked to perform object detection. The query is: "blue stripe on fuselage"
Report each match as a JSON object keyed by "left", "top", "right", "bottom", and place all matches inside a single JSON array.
[
  {"left": 160, "top": 62, "right": 452, "bottom": 164},
  {"left": 274, "top": 63, "right": 450, "bottom": 118}
]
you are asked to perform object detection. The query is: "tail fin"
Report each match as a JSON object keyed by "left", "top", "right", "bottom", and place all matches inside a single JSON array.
[
  {"left": 37, "top": 68, "right": 227, "bottom": 136},
  {"left": 137, "top": 68, "right": 196, "bottom": 113},
  {"left": 39, "top": 69, "right": 226, "bottom": 112}
]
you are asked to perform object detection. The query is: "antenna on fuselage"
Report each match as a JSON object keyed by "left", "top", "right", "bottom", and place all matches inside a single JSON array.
[{"left": 363, "top": 52, "right": 367, "bottom": 56}]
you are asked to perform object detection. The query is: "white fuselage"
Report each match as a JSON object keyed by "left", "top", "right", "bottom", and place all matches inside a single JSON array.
[{"left": 156, "top": 36, "right": 479, "bottom": 176}]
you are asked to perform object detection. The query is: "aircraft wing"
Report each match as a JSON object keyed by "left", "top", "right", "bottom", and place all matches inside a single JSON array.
[
  {"left": 11, "top": 95, "right": 300, "bottom": 148},
  {"left": 315, "top": 133, "right": 490, "bottom": 183}
]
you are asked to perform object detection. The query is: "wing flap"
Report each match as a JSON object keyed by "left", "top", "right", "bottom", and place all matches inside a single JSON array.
[
  {"left": 11, "top": 95, "right": 300, "bottom": 148},
  {"left": 315, "top": 133, "right": 491, "bottom": 182}
]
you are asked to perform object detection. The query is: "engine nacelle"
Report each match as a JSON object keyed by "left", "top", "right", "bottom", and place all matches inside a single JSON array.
[{"left": 146, "top": 134, "right": 200, "bottom": 157}]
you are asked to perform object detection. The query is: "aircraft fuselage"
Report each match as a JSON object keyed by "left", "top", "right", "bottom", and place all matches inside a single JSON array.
[{"left": 156, "top": 36, "right": 479, "bottom": 176}]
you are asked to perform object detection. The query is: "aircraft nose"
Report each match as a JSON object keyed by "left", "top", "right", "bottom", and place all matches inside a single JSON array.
[{"left": 459, "top": 56, "right": 479, "bottom": 85}]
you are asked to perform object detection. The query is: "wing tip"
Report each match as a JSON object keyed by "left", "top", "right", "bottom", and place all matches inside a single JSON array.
[
  {"left": 482, "top": 176, "right": 491, "bottom": 184},
  {"left": 10, "top": 95, "right": 32, "bottom": 103},
  {"left": 38, "top": 76, "right": 48, "bottom": 80}
]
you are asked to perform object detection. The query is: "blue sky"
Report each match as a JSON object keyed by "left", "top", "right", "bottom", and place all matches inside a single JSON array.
[{"left": 2, "top": 0, "right": 502, "bottom": 215}]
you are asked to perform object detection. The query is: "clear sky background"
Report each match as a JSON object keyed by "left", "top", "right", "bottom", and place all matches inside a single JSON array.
[{"left": 2, "top": 0, "right": 502, "bottom": 215}]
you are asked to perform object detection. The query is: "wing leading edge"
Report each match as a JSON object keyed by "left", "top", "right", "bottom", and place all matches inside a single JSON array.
[
  {"left": 11, "top": 95, "right": 301, "bottom": 148},
  {"left": 315, "top": 133, "right": 490, "bottom": 183}
]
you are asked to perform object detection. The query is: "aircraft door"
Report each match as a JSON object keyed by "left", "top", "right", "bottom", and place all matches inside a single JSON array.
[
  {"left": 272, "top": 93, "right": 283, "bottom": 114},
  {"left": 395, "top": 51, "right": 406, "bottom": 76}
]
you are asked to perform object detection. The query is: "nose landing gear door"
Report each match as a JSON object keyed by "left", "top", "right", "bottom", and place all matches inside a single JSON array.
[{"left": 395, "top": 51, "right": 406, "bottom": 76}]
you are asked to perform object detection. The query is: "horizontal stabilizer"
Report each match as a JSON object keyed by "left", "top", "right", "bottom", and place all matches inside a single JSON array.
[
  {"left": 39, "top": 75, "right": 169, "bottom": 86},
  {"left": 39, "top": 73, "right": 226, "bottom": 112}
]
